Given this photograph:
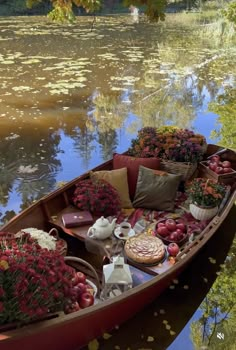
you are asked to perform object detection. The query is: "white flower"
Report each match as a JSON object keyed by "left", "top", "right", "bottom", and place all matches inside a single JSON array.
[{"left": 18, "top": 228, "right": 56, "bottom": 250}]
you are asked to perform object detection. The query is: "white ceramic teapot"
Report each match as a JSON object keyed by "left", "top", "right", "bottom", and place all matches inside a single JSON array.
[{"left": 87, "top": 216, "right": 117, "bottom": 240}]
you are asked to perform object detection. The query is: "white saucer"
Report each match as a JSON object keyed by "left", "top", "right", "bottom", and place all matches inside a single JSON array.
[{"left": 114, "top": 226, "right": 135, "bottom": 240}]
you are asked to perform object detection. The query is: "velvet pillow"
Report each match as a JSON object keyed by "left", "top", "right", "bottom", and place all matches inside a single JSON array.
[
  {"left": 113, "top": 154, "right": 160, "bottom": 200},
  {"left": 90, "top": 167, "right": 133, "bottom": 209},
  {"left": 133, "top": 166, "right": 181, "bottom": 211}
]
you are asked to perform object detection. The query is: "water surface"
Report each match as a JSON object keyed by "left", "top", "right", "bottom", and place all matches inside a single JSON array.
[{"left": 0, "top": 15, "right": 236, "bottom": 349}]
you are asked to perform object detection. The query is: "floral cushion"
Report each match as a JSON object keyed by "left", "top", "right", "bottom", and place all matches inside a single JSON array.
[
  {"left": 113, "top": 153, "right": 160, "bottom": 200},
  {"left": 90, "top": 168, "right": 133, "bottom": 209},
  {"left": 133, "top": 166, "right": 181, "bottom": 211}
]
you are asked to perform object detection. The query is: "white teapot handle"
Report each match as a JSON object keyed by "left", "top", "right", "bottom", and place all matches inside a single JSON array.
[{"left": 87, "top": 227, "right": 96, "bottom": 238}]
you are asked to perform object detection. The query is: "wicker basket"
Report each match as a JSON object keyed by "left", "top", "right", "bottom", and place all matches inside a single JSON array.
[
  {"left": 160, "top": 159, "right": 197, "bottom": 181},
  {"left": 49, "top": 228, "right": 68, "bottom": 256},
  {"left": 64, "top": 256, "right": 100, "bottom": 297}
]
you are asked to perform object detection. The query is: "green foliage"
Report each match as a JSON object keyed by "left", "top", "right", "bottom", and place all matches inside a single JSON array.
[
  {"left": 208, "top": 87, "right": 236, "bottom": 149},
  {"left": 190, "top": 238, "right": 236, "bottom": 348},
  {"left": 222, "top": 1, "right": 236, "bottom": 26}
]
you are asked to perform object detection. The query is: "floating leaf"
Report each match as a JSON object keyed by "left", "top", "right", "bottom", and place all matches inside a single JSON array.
[
  {"left": 147, "top": 336, "right": 154, "bottom": 342},
  {"left": 165, "top": 325, "right": 171, "bottom": 330},
  {"left": 88, "top": 339, "right": 99, "bottom": 350},
  {"left": 170, "top": 330, "right": 176, "bottom": 336},
  {"left": 103, "top": 333, "right": 112, "bottom": 340},
  {"left": 183, "top": 285, "right": 189, "bottom": 290},
  {"left": 159, "top": 309, "right": 165, "bottom": 314},
  {"left": 208, "top": 257, "right": 216, "bottom": 264}
]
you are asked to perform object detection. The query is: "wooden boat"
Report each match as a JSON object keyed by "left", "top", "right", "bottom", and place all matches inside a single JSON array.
[{"left": 0, "top": 144, "right": 236, "bottom": 350}]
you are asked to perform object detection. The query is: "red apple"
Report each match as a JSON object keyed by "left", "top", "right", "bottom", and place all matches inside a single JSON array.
[
  {"left": 223, "top": 167, "right": 233, "bottom": 173},
  {"left": 176, "top": 218, "right": 185, "bottom": 225},
  {"left": 79, "top": 292, "right": 94, "bottom": 308},
  {"left": 71, "top": 274, "right": 79, "bottom": 286},
  {"left": 176, "top": 223, "right": 186, "bottom": 232},
  {"left": 76, "top": 272, "right": 86, "bottom": 284},
  {"left": 165, "top": 219, "right": 176, "bottom": 232},
  {"left": 167, "top": 243, "right": 180, "bottom": 257},
  {"left": 64, "top": 301, "right": 80, "bottom": 314},
  {"left": 221, "top": 160, "right": 231, "bottom": 168},
  {"left": 76, "top": 282, "right": 87, "bottom": 294},
  {"left": 215, "top": 166, "right": 224, "bottom": 174},
  {"left": 157, "top": 226, "right": 170, "bottom": 237},
  {"left": 209, "top": 162, "right": 218, "bottom": 171},
  {"left": 168, "top": 231, "right": 179, "bottom": 241},
  {"left": 157, "top": 222, "right": 166, "bottom": 228},
  {"left": 210, "top": 155, "right": 220, "bottom": 163}
]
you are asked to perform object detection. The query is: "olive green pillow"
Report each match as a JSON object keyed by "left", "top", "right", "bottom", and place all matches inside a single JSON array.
[{"left": 133, "top": 166, "right": 181, "bottom": 211}]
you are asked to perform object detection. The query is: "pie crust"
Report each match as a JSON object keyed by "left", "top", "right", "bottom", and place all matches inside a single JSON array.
[{"left": 124, "top": 233, "right": 165, "bottom": 265}]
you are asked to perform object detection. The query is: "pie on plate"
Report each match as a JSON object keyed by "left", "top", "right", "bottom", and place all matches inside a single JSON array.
[{"left": 124, "top": 233, "right": 165, "bottom": 265}]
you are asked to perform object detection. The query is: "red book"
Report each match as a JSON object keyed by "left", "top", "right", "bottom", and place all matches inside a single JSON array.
[{"left": 62, "top": 211, "right": 93, "bottom": 228}]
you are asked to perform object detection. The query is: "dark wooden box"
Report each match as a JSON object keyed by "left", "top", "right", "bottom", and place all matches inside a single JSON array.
[{"left": 198, "top": 161, "right": 236, "bottom": 186}]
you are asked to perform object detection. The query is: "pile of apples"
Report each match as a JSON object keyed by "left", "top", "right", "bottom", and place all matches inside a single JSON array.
[
  {"left": 155, "top": 218, "right": 187, "bottom": 243},
  {"left": 207, "top": 155, "right": 234, "bottom": 175},
  {"left": 64, "top": 271, "right": 95, "bottom": 314}
]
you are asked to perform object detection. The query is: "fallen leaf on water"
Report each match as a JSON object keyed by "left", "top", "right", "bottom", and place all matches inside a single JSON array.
[
  {"left": 183, "top": 285, "right": 189, "bottom": 290},
  {"left": 172, "top": 279, "right": 179, "bottom": 284},
  {"left": 153, "top": 311, "right": 158, "bottom": 317},
  {"left": 169, "top": 285, "right": 175, "bottom": 289},
  {"left": 88, "top": 339, "right": 99, "bottom": 350},
  {"left": 162, "top": 320, "right": 168, "bottom": 324},
  {"left": 103, "top": 333, "right": 112, "bottom": 340},
  {"left": 208, "top": 257, "right": 216, "bottom": 264},
  {"left": 159, "top": 309, "right": 165, "bottom": 314},
  {"left": 147, "top": 336, "right": 154, "bottom": 342},
  {"left": 170, "top": 330, "right": 176, "bottom": 336},
  {"left": 165, "top": 325, "right": 171, "bottom": 330},
  {"left": 114, "top": 346, "right": 120, "bottom": 349}
]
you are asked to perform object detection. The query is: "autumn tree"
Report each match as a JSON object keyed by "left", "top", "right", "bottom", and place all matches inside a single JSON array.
[{"left": 26, "top": 0, "right": 167, "bottom": 22}]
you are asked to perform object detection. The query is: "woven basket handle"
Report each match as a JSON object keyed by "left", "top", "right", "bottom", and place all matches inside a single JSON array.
[
  {"left": 49, "top": 228, "right": 59, "bottom": 239},
  {"left": 64, "top": 256, "right": 100, "bottom": 297}
]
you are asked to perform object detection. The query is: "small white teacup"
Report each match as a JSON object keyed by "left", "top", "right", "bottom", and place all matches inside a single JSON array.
[{"left": 120, "top": 222, "right": 131, "bottom": 236}]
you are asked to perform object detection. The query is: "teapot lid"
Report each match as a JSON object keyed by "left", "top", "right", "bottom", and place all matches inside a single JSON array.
[{"left": 96, "top": 216, "right": 109, "bottom": 227}]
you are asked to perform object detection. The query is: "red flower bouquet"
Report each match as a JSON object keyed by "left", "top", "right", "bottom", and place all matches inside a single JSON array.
[
  {"left": 0, "top": 233, "right": 76, "bottom": 326},
  {"left": 72, "top": 179, "right": 121, "bottom": 217}
]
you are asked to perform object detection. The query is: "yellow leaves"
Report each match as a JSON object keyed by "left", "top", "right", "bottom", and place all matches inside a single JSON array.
[
  {"left": 88, "top": 339, "right": 99, "bottom": 350},
  {"left": 147, "top": 336, "right": 155, "bottom": 342},
  {"left": 103, "top": 333, "right": 112, "bottom": 340},
  {"left": 208, "top": 257, "right": 217, "bottom": 264}
]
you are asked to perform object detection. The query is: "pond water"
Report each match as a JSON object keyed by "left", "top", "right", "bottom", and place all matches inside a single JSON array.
[{"left": 0, "top": 14, "right": 235, "bottom": 349}]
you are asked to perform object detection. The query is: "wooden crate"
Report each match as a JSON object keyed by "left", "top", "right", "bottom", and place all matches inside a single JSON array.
[{"left": 198, "top": 161, "right": 236, "bottom": 186}]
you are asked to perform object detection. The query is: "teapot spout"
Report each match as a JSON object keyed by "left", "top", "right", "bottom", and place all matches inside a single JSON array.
[{"left": 111, "top": 218, "right": 117, "bottom": 230}]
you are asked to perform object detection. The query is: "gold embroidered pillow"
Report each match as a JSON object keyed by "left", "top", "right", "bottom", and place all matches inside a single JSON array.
[
  {"left": 133, "top": 166, "right": 181, "bottom": 211},
  {"left": 90, "top": 168, "right": 133, "bottom": 209}
]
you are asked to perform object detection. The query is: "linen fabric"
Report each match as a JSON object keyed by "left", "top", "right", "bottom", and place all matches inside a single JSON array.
[
  {"left": 133, "top": 166, "right": 181, "bottom": 211},
  {"left": 90, "top": 168, "right": 133, "bottom": 209},
  {"left": 113, "top": 154, "right": 160, "bottom": 200}
]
